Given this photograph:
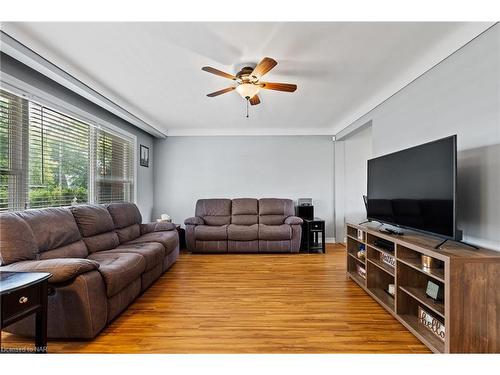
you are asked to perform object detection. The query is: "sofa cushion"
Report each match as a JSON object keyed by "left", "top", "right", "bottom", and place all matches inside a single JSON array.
[
  {"left": 116, "top": 224, "right": 141, "bottom": 243},
  {"left": 0, "top": 258, "right": 100, "bottom": 284},
  {"left": 104, "top": 242, "right": 165, "bottom": 271},
  {"left": 39, "top": 240, "right": 89, "bottom": 260},
  {"left": 82, "top": 232, "right": 120, "bottom": 253},
  {"left": 195, "top": 199, "right": 231, "bottom": 226},
  {"left": 231, "top": 198, "right": 259, "bottom": 225},
  {"left": 0, "top": 213, "right": 38, "bottom": 265},
  {"left": 232, "top": 198, "right": 258, "bottom": 215},
  {"left": 70, "top": 205, "right": 115, "bottom": 237},
  {"left": 87, "top": 252, "right": 146, "bottom": 297},
  {"left": 259, "top": 198, "right": 294, "bottom": 216},
  {"left": 195, "top": 224, "right": 228, "bottom": 241},
  {"left": 107, "top": 203, "right": 142, "bottom": 229},
  {"left": 258, "top": 224, "right": 292, "bottom": 240},
  {"left": 258, "top": 198, "right": 294, "bottom": 225},
  {"left": 16, "top": 207, "right": 83, "bottom": 255},
  {"left": 126, "top": 231, "right": 179, "bottom": 254},
  {"left": 228, "top": 224, "right": 258, "bottom": 241},
  {"left": 140, "top": 221, "right": 176, "bottom": 235}
]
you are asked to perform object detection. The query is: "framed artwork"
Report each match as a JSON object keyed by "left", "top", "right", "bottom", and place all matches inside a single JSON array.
[{"left": 140, "top": 145, "right": 149, "bottom": 167}]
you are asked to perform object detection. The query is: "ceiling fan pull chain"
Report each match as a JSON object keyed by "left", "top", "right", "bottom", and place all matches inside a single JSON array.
[{"left": 246, "top": 98, "right": 249, "bottom": 118}]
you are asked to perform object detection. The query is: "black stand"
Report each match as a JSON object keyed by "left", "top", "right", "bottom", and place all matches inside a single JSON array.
[{"left": 434, "top": 238, "right": 479, "bottom": 250}]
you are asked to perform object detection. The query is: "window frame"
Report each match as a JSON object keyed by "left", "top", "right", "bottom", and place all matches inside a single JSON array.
[{"left": 0, "top": 78, "right": 138, "bottom": 208}]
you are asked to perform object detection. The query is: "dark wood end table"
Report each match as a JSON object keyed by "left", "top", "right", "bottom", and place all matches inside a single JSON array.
[
  {"left": 0, "top": 271, "right": 51, "bottom": 353},
  {"left": 301, "top": 217, "right": 326, "bottom": 253}
]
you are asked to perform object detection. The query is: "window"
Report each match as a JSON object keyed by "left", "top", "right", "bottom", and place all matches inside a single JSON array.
[{"left": 0, "top": 88, "right": 135, "bottom": 211}]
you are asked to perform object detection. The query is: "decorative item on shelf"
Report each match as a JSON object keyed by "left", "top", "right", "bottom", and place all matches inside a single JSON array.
[
  {"left": 425, "top": 280, "right": 444, "bottom": 301},
  {"left": 373, "top": 238, "right": 394, "bottom": 252},
  {"left": 356, "top": 264, "right": 366, "bottom": 279},
  {"left": 357, "top": 229, "right": 364, "bottom": 241},
  {"left": 380, "top": 252, "right": 396, "bottom": 268},
  {"left": 386, "top": 283, "right": 395, "bottom": 297},
  {"left": 357, "top": 244, "right": 366, "bottom": 261},
  {"left": 421, "top": 254, "right": 441, "bottom": 270},
  {"left": 157, "top": 213, "right": 172, "bottom": 223},
  {"left": 140, "top": 145, "right": 150, "bottom": 167},
  {"left": 418, "top": 306, "right": 445, "bottom": 341}
]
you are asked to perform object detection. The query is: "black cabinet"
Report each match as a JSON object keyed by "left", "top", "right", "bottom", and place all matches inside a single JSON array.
[{"left": 301, "top": 217, "right": 326, "bottom": 253}]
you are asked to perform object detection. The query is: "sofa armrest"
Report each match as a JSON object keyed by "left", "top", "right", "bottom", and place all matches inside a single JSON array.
[
  {"left": 0, "top": 258, "right": 100, "bottom": 284},
  {"left": 140, "top": 222, "right": 176, "bottom": 234},
  {"left": 184, "top": 216, "right": 204, "bottom": 225},
  {"left": 285, "top": 216, "right": 303, "bottom": 225}
]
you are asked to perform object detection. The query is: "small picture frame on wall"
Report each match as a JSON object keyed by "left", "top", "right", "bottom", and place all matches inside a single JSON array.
[{"left": 140, "top": 145, "right": 149, "bottom": 167}]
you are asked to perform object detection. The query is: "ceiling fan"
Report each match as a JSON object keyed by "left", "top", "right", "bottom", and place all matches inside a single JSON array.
[{"left": 202, "top": 57, "right": 297, "bottom": 111}]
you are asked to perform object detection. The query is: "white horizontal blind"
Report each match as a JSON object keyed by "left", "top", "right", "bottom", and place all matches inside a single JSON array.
[
  {"left": 28, "top": 103, "right": 90, "bottom": 208},
  {"left": 0, "top": 90, "right": 29, "bottom": 211},
  {"left": 93, "top": 128, "right": 134, "bottom": 204},
  {"left": 0, "top": 88, "right": 135, "bottom": 211}
]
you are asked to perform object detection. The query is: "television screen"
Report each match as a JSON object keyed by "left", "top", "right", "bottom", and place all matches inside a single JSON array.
[{"left": 367, "top": 135, "right": 457, "bottom": 238}]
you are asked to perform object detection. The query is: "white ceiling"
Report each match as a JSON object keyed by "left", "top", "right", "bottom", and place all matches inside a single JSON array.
[{"left": 0, "top": 22, "right": 493, "bottom": 136}]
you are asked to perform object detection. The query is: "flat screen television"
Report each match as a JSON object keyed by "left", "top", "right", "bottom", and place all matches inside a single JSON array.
[{"left": 367, "top": 135, "right": 457, "bottom": 239}]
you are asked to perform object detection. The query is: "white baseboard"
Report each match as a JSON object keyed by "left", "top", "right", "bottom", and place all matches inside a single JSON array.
[{"left": 326, "top": 237, "right": 336, "bottom": 243}]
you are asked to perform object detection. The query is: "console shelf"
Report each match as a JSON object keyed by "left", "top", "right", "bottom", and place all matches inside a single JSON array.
[{"left": 345, "top": 222, "right": 500, "bottom": 353}]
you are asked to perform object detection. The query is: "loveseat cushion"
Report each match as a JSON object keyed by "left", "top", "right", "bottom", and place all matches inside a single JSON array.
[
  {"left": 103, "top": 242, "right": 165, "bottom": 271},
  {"left": 231, "top": 198, "right": 258, "bottom": 225},
  {"left": 126, "top": 231, "right": 179, "bottom": 254},
  {"left": 258, "top": 198, "right": 295, "bottom": 225},
  {"left": 0, "top": 213, "right": 38, "bottom": 265},
  {"left": 228, "top": 224, "right": 258, "bottom": 241},
  {"left": 195, "top": 224, "right": 228, "bottom": 241},
  {"left": 258, "top": 224, "right": 292, "bottom": 240},
  {"left": 87, "top": 252, "right": 145, "bottom": 297},
  {"left": 184, "top": 216, "right": 204, "bottom": 225},
  {"left": 284, "top": 216, "right": 303, "bottom": 225},
  {"left": 0, "top": 258, "right": 100, "bottom": 284},
  {"left": 195, "top": 199, "right": 231, "bottom": 226}
]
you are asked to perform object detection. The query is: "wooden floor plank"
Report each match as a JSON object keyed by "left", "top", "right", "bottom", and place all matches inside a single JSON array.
[{"left": 1, "top": 244, "right": 430, "bottom": 353}]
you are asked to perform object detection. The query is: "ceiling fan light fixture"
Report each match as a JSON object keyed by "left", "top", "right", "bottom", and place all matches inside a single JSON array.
[{"left": 236, "top": 83, "right": 260, "bottom": 99}]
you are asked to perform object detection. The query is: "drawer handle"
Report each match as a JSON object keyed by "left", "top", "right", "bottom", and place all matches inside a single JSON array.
[{"left": 19, "top": 296, "right": 29, "bottom": 304}]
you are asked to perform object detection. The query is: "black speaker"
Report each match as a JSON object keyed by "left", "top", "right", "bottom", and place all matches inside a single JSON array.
[{"left": 297, "top": 205, "right": 314, "bottom": 220}]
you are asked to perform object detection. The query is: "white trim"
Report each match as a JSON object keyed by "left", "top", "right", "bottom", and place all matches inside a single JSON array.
[
  {"left": 0, "top": 78, "right": 138, "bottom": 205},
  {"left": 166, "top": 127, "right": 335, "bottom": 136},
  {"left": 325, "top": 237, "right": 336, "bottom": 244},
  {"left": 0, "top": 30, "right": 166, "bottom": 139}
]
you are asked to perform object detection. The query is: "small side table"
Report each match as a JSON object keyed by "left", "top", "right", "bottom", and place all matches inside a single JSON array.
[
  {"left": 0, "top": 271, "right": 51, "bottom": 353},
  {"left": 301, "top": 217, "right": 326, "bottom": 253}
]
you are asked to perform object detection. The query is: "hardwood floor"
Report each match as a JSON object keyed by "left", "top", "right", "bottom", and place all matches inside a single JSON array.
[{"left": 1, "top": 244, "right": 430, "bottom": 353}]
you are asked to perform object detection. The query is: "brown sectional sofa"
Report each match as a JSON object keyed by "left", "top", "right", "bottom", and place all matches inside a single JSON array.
[
  {"left": 0, "top": 202, "right": 179, "bottom": 339},
  {"left": 185, "top": 198, "right": 303, "bottom": 253}
]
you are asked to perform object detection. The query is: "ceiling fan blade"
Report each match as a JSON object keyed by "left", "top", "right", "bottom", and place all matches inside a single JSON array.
[
  {"left": 251, "top": 57, "right": 277, "bottom": 80},
  {"left": 249, "top": 95, "right": 261, "bottom": 106},
  {"left": 259, "top": 82, "right": 297, "bottom": 92},
  {"left": 206, "top": 87, "right": 236, "bottom": 97},
  {"left": 202, "top": 66, "right": 237, "bottom": 80}
]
